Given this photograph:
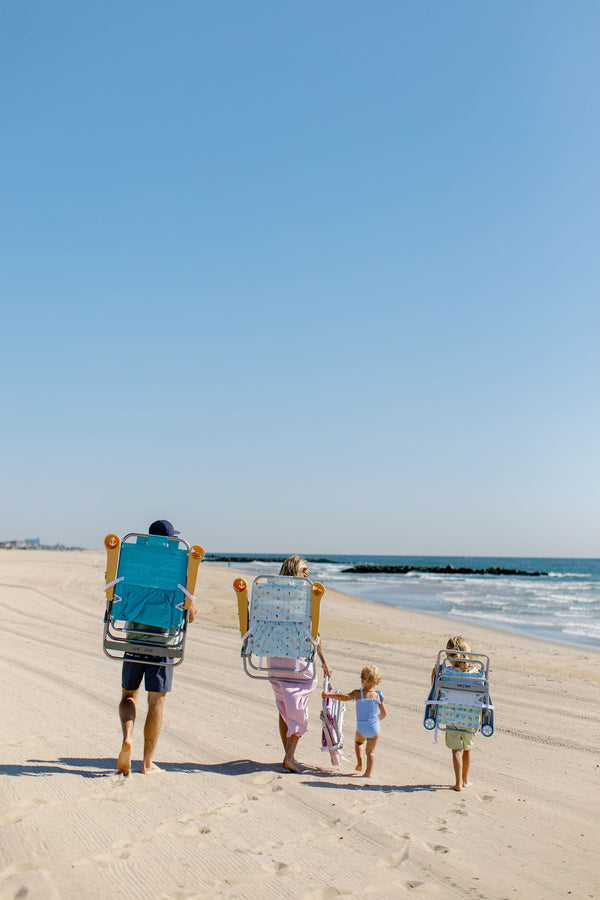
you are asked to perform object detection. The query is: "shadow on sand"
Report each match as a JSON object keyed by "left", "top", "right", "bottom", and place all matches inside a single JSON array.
[{"left": 0, "top": 757, "right": 288, "bottom": 778}]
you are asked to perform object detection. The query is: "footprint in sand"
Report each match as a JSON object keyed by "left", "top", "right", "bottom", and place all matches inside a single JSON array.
[
  {"left": 262, "top": 860, "right": 301, "bottom": 876},
  {"left": 252, "top": 772, "right": 283, "bottom": 786},
  {"left": 379, "top": 848, "right": 409, "bottom": 868},
  {"left": 304, "top": 888, "right": 344, "bottom": 899},
  {"left": 429, "top": 844, "right": 449, "bottom": 854}
]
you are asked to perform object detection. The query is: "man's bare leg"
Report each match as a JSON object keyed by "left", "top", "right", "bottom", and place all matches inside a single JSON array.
[
  {"left": 141, "top": 691, "right": 166, "bottom": 774},
  {"left": 118, "top": 689, "right": 138, "bottom": 775},
  {"left": 451, "top": 749, "right": 463, "bottom": 791}
]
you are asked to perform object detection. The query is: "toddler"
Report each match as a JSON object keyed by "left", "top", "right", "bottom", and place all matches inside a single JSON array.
[{"left": 322, "top": 665, "right": 387, "bottom": 778}]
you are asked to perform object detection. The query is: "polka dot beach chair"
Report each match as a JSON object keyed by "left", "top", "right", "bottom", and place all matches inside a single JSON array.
[
  {"left": 424, "top": 649, "right": 494, "bottom": 741},
  {"left": 103, "top": 532, "right": 204, "bottom": 666},
  {"left": 232, "top": 574, "right": 325, "bottom": 680}
]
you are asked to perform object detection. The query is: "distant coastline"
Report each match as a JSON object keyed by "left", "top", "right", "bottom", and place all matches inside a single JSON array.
[{"left": 0, "top": 538, "right": 85, "bottom": 551}]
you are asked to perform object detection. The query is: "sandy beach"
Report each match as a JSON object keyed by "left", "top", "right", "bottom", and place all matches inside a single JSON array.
[{"left": 1, "top": 548, "right": 599, "bottom": 900}]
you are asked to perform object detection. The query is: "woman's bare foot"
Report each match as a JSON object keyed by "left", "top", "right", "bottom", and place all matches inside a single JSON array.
[
  {"left": 117, "top": 740, "right": 132, "bottom": 776},
  {"left": 452, "top": 784, "right": 462, "bottom": 792},
  {"left": 282, "top": 758, "right": 300, "bottom": 773},
  {"left": 141, "top": 761, "right": 163, "bottom": 774}
]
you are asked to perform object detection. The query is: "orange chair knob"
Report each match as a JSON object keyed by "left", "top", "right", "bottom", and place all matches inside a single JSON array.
[
  {"left": 191, "top": 545, "right": 205, "bottom": 560},
  {"left": 233, "top": 578, "right": 247, "bottom": 593},
  {"left": 312, "top": 582, "right": 325, "bottom": 598},
  {"left": 104, "top": 534, "right": 120, "bottom": 550}
]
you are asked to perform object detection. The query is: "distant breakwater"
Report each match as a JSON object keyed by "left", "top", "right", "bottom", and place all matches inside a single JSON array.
[
  {"left": 205, "top": 555, "right": 333, "bottom": 564},
  {"left": 341, "top": 565, "right": 547, "bottom": 577}
]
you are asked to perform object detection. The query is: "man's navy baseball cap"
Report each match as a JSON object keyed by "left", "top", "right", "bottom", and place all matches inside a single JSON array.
[{"left": 149, "top": 519, "right": 180, "bottom": 536}]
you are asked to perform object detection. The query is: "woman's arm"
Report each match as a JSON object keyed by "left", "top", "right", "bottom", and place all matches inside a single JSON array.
[{"left": 317, "top": 638, "right": 332, "bottom": 677}]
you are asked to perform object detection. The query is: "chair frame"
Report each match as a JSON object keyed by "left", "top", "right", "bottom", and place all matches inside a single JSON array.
[
  {"left": 233, "top": 574, "right": 325, "bottom": 681},
  {"left": 103, "top": 532, "right": 203, "bottom": 667},
  {"left": 424, "top": 649, "right": 494, "bottom": 737}
]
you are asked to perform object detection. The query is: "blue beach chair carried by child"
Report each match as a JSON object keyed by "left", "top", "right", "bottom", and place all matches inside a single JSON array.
[
  {"left": 424, "top": 649, "right": 494, "bottom": 739},
  {"left": 103, "top": 532, "right": 205, "bottom": 666},
  {"left": 233, "top": 574, "right": 325, "bottom": 680}
]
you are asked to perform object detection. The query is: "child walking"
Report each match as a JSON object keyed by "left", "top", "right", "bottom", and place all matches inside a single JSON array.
[
  {"left": 431, "top": 634, "right": 478, "bottom": 792},
  {"left": 322, "top": 665, "right": 387, "bottom": 778}
]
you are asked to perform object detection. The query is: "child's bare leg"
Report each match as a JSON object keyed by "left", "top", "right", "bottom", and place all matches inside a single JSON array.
[
  {"left": 354, "top": 733, "right": 365, "bottom": 771},
  {"left": 451, "top": 749, "right": 463, "bottom": 791},
  {"left": 364, "top": 735, "right": 379, "bottom": 778},
  {"left": 462, "top": 748, "right": 471, "bottom": 786}
]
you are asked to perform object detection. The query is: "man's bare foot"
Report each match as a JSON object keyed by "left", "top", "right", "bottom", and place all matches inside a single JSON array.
[
  {"left": 141, "top": 762, "right": 163, "bottom": 774},
  {"left": 117, "top": 740, "right": 132, "bottom": 776}
]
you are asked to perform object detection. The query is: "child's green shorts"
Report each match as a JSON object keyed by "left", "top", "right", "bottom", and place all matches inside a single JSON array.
[{"left": 444, "top": 729, "right": 475, "bottom": 750}]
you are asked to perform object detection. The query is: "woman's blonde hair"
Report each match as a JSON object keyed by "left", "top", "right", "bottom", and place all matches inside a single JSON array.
[
  {"left": 360, "top": 665, "right": 382, "bottom": 685},
  {"left": 445, "top": 634, "right": 471, "bottom": 671},
  {"left": 279, "top": 555, "right": 309, "bottom": 577}
]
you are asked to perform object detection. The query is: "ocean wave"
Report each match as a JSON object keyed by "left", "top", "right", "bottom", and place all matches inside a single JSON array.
[{"left": 548, "top": 571, "right": 592, "bottom": 578}]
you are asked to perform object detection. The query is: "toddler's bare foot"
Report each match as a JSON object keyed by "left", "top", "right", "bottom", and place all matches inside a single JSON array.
[
  {"left": 141, "top": 762, "right": 163, "bottom": 775},
  {"left": 117, "top": 740, "right": 132, "bottom": 776}
]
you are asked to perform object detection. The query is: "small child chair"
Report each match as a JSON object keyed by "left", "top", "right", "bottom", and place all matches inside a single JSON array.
[
  {"left": 103, "top": 532, "right": 204, "bottom": 666},
  {"left": 320, "top": 675, "right": 346, "bottom": 766},
  {"left": 424, "top": 649, "right": 494, "bottom": 738}
]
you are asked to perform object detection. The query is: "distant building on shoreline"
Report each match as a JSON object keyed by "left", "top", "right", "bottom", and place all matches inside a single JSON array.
[{"left": 0, "top": 537, "right": 84, "bottom": 551}]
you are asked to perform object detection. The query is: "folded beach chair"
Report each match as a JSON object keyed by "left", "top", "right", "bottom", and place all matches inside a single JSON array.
[
  {"left": 233, "top": 574, "right": 325, "bottom": 680},
  {"left": 103, "top": 532, "right": 205, "bottom": 666},
  {"left": 424, "top": 649, "right": 494, "bottom": 739},
  {"left": 320, "top": 675, "right": 346, "bottom": 766}
]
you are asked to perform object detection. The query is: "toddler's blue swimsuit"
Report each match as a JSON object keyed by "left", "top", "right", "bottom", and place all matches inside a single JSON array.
[{"left": 355, "top": 689, "right": 384, "bottom": 738}]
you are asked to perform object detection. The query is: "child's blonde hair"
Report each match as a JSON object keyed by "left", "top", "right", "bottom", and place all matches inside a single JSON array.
[
  {"left": 445, "top": 634, "right": 472, "bottom": 671},
  {"left": 360, "top": 665, "right": 382, "bottom": 685},
  {"left": 279, "top": 555, "right": 309, "bottom": 577}
]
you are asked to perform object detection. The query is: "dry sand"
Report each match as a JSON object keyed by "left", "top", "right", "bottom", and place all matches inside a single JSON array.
[{"left": 1, "top": 549, "right": 599, "bottom": 899}]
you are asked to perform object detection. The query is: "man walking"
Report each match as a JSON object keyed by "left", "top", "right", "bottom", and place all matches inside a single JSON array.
[{"left": 117, "top": 519, "right": 197, "bottom": 775}]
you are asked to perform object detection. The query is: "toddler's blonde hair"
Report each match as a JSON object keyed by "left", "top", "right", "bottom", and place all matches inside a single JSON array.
[
  {"left": 360, "top": 665, "right": 382, "bottom": 685},
  {"left": 445, "top": 634, "right": 472, "bottom": 671},
  {"left": 279, "top": 555, "right": 309, "bottom": 577}
]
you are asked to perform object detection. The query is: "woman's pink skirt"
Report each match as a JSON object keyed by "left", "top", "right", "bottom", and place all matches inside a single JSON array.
[{"left": 269, "top": 657, "right": 317, "bottom": 737}]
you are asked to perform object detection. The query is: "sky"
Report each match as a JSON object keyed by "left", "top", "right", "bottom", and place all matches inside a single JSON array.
[{"left": 1, "top": 1, "right": 599, "bottom": 557}]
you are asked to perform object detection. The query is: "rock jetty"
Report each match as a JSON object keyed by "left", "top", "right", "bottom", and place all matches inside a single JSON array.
[{"left": 341, "top": 564, "right": 547, "bottom": 577}]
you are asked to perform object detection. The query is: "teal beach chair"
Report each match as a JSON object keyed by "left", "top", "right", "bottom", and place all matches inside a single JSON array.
[
  {"left": 233, "top": 574, "right": 325, "bottom": 680},
  {"left": 103, "top": 532, "right": 204, "bottom": 666},
  {"left": 424, "top": 649, "right": 494, "bottom": 739}
]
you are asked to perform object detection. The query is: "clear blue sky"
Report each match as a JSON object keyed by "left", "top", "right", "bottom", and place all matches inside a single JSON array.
[{"left": 1, "top": 1, "right": 599, "bottom": 556}]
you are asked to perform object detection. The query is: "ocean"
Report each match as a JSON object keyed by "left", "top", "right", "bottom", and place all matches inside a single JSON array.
[{"left": 214, "top": 555, "right": 600, "bottom": 651}]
